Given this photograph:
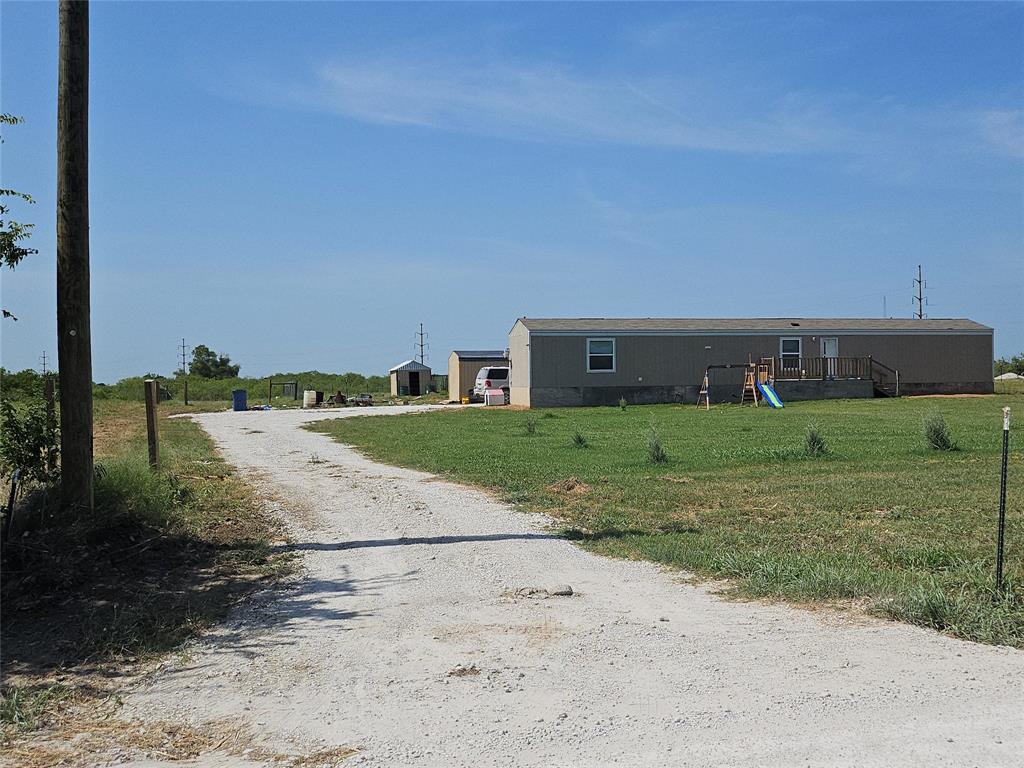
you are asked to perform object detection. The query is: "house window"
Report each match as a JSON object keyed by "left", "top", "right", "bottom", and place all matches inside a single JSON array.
[
  {"left": 780, "top": 337, "right": 802, "bottom": 368},
  {"left": 587, "top": 338, "right": 615, "bottom": 373}
]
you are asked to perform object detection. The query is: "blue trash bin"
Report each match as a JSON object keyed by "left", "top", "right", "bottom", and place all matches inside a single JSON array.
[{"left": 232, "top": 389, "right": 248, "bottom": 411}]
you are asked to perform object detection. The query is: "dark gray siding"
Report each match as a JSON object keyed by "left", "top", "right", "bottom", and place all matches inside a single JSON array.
[{"left": 526, "top": 330, "right": 992, "bottom": 406}]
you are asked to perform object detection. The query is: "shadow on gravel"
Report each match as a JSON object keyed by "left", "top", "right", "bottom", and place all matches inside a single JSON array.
[
  {"left": 278, "top": 532, "right": 560, "bottom": 552},
  {"left": 144, "top": 566, "right": 397, "bottom": 677}
]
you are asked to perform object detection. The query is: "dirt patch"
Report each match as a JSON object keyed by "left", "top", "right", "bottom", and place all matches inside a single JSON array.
[
  {"left": 431, "top": 619, "right": 566, "bottom": 649},
  {"left": 447, "top": 663, "right": 481, "bottom": 677},
  {"left": 907, "top": 394, "right": 991, "bottom": 398},
  {"left": 1, "top": 705, "right": 358, "bottom": 768},
  {"left": 547, "top": 477, "right": 591, "bottom": 495},
  {"left": 504, "top": 585, "right": 575, "bottom": 600}
]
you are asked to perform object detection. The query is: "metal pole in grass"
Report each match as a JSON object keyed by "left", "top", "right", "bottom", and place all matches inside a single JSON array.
[{"left": 996, "top": 407, "right": 1010, "bottom": 595}]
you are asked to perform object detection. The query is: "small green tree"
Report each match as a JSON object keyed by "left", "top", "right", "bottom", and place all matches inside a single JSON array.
[
  {"left": 1, "top": 115, "right": 37, "bottom": 321},
  {"left": 0, "top": 398, "right": 60, "bottom": 484},
  {"left": 190, "top": 344, "right": 241, "bottom": 379}
]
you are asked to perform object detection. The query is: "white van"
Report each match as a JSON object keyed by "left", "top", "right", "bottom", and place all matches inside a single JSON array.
[{"left": 473, "top": 365, "right": 510, "bottom": 402}]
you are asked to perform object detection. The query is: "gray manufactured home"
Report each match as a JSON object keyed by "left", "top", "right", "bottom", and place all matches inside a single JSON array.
[{"left": 508, "top": 318, "right": 993, "bottom": 408}]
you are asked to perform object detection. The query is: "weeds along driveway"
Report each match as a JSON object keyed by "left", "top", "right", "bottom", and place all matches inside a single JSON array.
[{"left": 125, "top": 406, "right": 1023, "bottom": 768}]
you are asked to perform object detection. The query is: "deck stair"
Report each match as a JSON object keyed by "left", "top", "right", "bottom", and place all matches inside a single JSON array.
[{"left": 868, "top": 357, "right": 900, "bottom": 397}]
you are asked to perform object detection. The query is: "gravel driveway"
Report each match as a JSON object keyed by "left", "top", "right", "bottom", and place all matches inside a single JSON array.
[{"left": 125, "top": 406, "right": 1023, "bottom": 767}]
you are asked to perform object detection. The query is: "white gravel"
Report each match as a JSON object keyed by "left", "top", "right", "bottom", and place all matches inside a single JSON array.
[{"left": 123, "top": 406, "right": 1024, "bottom": 767}]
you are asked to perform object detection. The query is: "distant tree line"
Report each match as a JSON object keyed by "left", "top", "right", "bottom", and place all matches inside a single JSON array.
[
  {"left": 2, "top": 366, "right": 390, "bottom": 405},
  {"left": 995, "top": 354, "right": 1024, "bottom": 376}
]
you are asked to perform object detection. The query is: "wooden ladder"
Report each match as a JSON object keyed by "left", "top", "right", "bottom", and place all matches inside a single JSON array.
[
  {"left": 696, "top": 372, "right": 711, "bottom": 410},
  {"left": 740, "top": 367, "right": 760, "bottom": 406}
]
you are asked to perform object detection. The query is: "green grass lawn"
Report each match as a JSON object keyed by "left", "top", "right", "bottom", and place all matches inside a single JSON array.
[
  {"left": 309, "top": 395, "right": 1024, "bottom": 647},
  {"left": 995, "top": 378, "right": 1024, "bottom": 396}
]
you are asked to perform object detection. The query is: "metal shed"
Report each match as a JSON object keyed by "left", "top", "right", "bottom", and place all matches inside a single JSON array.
[
  {"left": 389, "top": 359, "right": 432, "bottom": 397},
  {"left": 447, "top": 350, "right": 507, "bottom": 402}
]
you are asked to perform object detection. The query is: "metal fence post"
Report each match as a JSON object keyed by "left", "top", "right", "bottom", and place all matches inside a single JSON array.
[{"left": 996, "top": 407, "right": 1010, "bottom": 595}]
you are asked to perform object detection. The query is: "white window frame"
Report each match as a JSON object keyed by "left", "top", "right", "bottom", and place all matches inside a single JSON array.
[
  {"left": 586, "top": 337, "right": 616, "bottom": 374},
  {"left": 779, "top": 337, "right": 802, "bottom": 365}
]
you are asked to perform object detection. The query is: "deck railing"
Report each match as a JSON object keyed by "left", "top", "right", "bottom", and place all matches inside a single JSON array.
[
  {"left": 774, "top": 356, "right": 899, "bottom": 395},
  {"left": 775, "top": 356, "right": 872, "bottom": 381}
]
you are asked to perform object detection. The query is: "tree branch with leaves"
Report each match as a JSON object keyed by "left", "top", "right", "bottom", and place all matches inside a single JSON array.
[{"left": 1, "top": 114, "right": 37, "bottom": 321}]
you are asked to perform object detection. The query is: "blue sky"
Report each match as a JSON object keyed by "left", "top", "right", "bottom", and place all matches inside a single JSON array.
[{"left": 2, "top": 1, "right": 1022, "bottom": 381}]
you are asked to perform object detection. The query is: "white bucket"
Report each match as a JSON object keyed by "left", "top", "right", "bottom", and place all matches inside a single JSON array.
[{"left": 302, "top": 390, "right": 317, "bottom": 408}]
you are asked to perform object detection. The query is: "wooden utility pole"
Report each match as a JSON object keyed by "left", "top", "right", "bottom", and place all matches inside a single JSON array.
[
  {"left": 144, "top": 379, "right": 160, "bottom": 471},
  {"left": 57, "top": 0, "right": 93, "bottom": 513}
]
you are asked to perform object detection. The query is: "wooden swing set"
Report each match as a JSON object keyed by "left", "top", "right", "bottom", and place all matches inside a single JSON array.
[{"left": 696, "top": 357, "right": 775, "bottom": 411}]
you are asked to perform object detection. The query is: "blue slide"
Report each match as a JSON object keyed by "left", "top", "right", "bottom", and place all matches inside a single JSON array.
[{"left": 756, "top": 381, "right": 784, "bottom": 408}]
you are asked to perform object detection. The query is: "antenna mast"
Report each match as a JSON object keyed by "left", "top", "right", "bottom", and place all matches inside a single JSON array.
[
  {"left": 912, "top": 265, "right": 927, "bottom": 319},
  {"left": 416, "top": 323, "right": 429, "bottom": 365}
]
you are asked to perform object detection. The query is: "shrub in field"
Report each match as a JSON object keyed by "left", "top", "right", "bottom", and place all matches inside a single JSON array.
[
  {"left": 923, "top": 412, "right": 958, "bottom": 451},
  {"left": 525, "top": 415, "right": 537, "bottom": 435},
  {"left": 646, "top": 426, "right": 668, "bottom": 464},
  {"left": 0, "top": 397, "right": 59, "bottom": 484},
  {"left": 804, "top": 424, "right": 828, "bottom": 457},
  {"left": 619, "top": 397, "right": 628, "bottom": 411},
  {"left": 572, "top": 430, "right": 588, "bottom": 448}
]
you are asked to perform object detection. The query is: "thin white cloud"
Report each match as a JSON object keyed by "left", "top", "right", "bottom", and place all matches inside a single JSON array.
[
  {"left": 275, "top": 57, "right": 855, "bottom": 155},
  {"left": 256, "top": 54, "right": 1021, "bottom": 172},
  {"left": 978, "top": 110, "right": 1024, "bottom": 159}
]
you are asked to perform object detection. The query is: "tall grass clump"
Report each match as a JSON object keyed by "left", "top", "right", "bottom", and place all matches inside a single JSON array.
[
  {"left": 646, "top": 425, "right": 668, "bottom": 464},
  {"left": 93, "top": 456, "right": 189, "bottom": 528},
  {"left": 0, "top": 684, "right": 72, "bottom": 731},
  {"left": 572, "top": 430, "right": 588, "bottom": 448},
  {"left": 804, "top": 424, "right": 828, "bottom": 457},
  {"left": 923, "top": 412, "right": 958, "bottom": 451},
  {"left": 525, "top": 415, "right": 537, "bottom": 435}
]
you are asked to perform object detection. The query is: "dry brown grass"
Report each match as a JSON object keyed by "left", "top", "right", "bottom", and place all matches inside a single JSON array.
[
  {"left": 2, "top": 702, "right": 358, "bottom": 768},
  {"left": 547, "top": 477, "right": 591, "bottom": 495}
]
